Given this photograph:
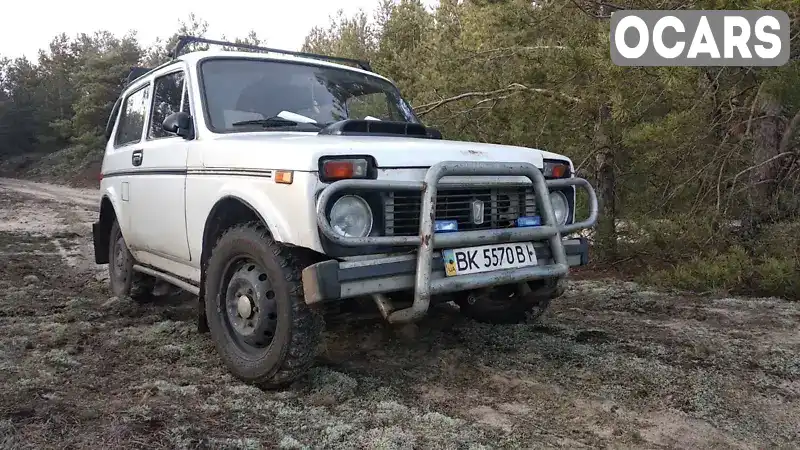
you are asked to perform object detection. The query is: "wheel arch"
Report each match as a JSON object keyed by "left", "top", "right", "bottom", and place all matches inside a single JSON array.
[
  {"left": 196, "top": 195, "right": 327, "bottom": 334},
  {"left": 197, "top": 196, "right": 271, "bottom": 333},
  {"left": 201, "top": 196, "right": 269, "bottom": 275}
]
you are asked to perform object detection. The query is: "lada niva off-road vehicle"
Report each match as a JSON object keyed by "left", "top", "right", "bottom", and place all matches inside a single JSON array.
[{"left": 92, "top": 36, "right": 598, "bottom": 388}]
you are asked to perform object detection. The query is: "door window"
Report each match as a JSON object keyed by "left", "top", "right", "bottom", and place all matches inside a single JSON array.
[
  {"left": 148, "top": 71, "right": 186, "bottom": 139},
  {"left": 114, "top": 85, "right": 150, "bottom": 147}
]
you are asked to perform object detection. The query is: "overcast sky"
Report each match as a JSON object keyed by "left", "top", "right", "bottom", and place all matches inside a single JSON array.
[{"left": 1, "top": 0, "right": 437, "bottom": 61}]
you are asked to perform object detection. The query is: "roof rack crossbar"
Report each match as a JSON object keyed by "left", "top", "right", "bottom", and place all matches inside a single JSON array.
[{"left": 171, "top": 35, "right": 373, "bottom": 72}]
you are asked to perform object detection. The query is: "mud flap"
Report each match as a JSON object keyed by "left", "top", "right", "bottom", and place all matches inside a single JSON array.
[
  {"left": 92, "top": 221, "right": 109, "bottom": 264},
  {"left": 197, "top": 305, "right": 209, "bottom": 333}
]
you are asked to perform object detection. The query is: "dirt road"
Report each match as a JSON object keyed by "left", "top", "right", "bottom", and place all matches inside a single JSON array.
[{"left": 0, "top": 178, "right": 797, "bottom": 449}]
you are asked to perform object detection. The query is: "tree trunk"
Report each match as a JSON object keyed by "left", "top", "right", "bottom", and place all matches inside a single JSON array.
[
  {"left": 744, "top": 93, "right": 783, "bottom": 238},
  {"left": 594, "top": 103, "right": 617, "bottom": 259}
]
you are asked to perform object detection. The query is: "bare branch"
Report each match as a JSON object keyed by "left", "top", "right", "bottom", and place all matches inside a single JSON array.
[
  {"left": 414, "top": 83, "right": 581, "bottom": 116},
  {"left": 569, "top": 0, "right": 611, "bottom": 19},
  {"left": 576, "top": 147, "right": 601, "bottom": 172},
  {"left": 727, "top": 151, "right": 795, "bottom": 193},
  {"left": 744, "top": 81, "right": 764, "bottom": 137}
]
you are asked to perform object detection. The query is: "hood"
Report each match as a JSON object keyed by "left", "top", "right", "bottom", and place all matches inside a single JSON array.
[{"left": 200, "top": 132, "right": 572, "bottom": 172}]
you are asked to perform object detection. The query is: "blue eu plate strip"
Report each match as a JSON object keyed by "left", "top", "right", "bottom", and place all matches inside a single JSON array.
[{"left": 516, "top": 216, "right": 541, "bottom": 227}]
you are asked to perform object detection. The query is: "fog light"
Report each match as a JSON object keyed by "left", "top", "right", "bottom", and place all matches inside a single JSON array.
[
  {"left": 516, "top": 216, "right": 542, "bottom": 227},
  {"left": 434, "top": 220, "right": 459, "bottom": 233}
]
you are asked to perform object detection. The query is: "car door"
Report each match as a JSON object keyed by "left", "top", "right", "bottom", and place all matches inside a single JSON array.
[
  {"left": 105, "top": 79, "right": 151, "bottom": 247},
  {"left": 127, "top": 64, "right": 191, "bottom": 263}
]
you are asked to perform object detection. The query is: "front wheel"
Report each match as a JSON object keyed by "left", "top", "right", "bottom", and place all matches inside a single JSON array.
[
  {"left": 455, "top": 279, "right": 564, "bottom": 324},
  {"left": 204, "top": 222, "right": 324, "bottom": 388}
]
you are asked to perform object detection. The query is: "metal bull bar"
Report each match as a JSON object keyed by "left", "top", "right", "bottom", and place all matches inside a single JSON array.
[{"left": 315, "top": 161, "right": 599, "bottom": 323}]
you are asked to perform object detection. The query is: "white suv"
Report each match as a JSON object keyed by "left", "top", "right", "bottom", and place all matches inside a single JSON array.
[{"left": 92, "top": 36, "right": 598, "bottom": 388}]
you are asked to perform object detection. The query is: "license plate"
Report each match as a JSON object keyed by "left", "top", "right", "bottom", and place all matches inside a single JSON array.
[{"left": 442, "top": 242, "right": 538, "bottom": 277}]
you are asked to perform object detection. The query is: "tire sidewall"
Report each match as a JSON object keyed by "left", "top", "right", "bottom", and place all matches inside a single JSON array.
[
  {"left": 108, "top": 220, "right": 134, "bottom": 298},
  {"left": 204, "top": 227, "right": 294, "bottom": 382},
  {"left": 456, "top": 281, "right": 555, "bottom": 324}
]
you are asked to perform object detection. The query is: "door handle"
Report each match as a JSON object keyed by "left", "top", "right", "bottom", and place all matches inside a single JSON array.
[{"left": 132, "top": 149, "right": 143, "bottom": 166}]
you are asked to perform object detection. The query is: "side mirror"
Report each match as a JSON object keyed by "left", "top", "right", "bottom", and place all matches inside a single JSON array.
[
  {"left": 163, "top": 111, "right": 193, "bottom": 139},
  {"left": 426, "top": 127, "right": 443, "bottom": 140}
]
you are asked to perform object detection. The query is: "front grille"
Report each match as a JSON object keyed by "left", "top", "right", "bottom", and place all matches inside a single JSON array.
[{"left": 384, "top": 186, "right": 539, "bottom": 236}]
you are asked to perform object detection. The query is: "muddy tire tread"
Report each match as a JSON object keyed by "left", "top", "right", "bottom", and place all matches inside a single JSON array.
[
  {"left": 456, "top": 280, "right": 562, "bottom": 324},
  {"left": 205, "top": 221, "right": 324, "bottom": 389},
  {"left": 108, "top": 219, "right": 153, "bottom": 301}
]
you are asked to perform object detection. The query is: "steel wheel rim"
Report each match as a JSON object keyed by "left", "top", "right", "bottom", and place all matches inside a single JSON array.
[{"left": 219, "top": 256, "right": 279, "bottom": 355}]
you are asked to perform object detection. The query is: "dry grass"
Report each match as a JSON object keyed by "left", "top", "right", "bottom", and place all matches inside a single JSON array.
[{"left": 0, "top": 184, "right": 798, "bottom": 449}]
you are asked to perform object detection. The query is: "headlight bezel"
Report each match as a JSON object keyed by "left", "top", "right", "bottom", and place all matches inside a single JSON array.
[
  {"left": 328, "top": 194, "right": 374, "bottom": 238},
  {"left": 317, "top": 188, "right": 389, "bottom": 257},
  {"left": 543, "top": 158, "right": 575, "bottom": 226},
  {"left": 549, "top": 190, "right": 570, "bottom": 226}
]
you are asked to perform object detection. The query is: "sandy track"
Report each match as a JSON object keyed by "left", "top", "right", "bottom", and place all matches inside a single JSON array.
[
  {"left": 0, "top": 179, "right": 798, "bottom": 449},
  {"left": 0, "top": 178, "right": 99, "bottom": 210}
]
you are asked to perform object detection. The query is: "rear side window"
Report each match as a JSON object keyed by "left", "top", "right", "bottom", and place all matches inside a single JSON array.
[
  {"left": 148, "top": 71, "right": 186, "bottom": 139},
  {"left": 115, "top": 85, "right": 150, "bottom": 147}
]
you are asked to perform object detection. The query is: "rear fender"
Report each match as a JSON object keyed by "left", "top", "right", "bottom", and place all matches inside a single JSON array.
[{"left": 94, "top": 187, "right": 126, "bottom": 263}]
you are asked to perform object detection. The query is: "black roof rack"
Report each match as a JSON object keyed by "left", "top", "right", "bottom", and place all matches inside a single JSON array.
[
  {"left": 126, "top": 66, "right": 153, "bottom": 84},
  {"left": 171, "top": 35, "right": 373, "bottom": 72},
  {"left": 125, "top": 56, "right": 176, "bottom": 85}
]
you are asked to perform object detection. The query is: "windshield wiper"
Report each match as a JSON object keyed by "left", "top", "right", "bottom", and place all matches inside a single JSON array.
[{"left": 231, "top": 117, "right": 323, "bottom": 129}]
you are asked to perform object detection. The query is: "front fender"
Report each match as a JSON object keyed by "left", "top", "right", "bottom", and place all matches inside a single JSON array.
[
  {"left": 186, "top": 173, "right": 322, "bottom": 265},
  {"left": 213, "top": 182, "right": 292, "bottom": 243}
]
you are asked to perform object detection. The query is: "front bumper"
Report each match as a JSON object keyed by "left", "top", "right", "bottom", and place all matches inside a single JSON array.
[
  {"left": 303, "top": 237, "right": 589, "bottom": 305},
  {"left": 303, "top": 160, "right": 598, "bottom": 324}
]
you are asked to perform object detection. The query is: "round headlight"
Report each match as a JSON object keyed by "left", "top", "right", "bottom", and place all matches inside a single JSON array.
[
  {"left": 329, "top": 195, "right": 373, "bottom": 238},
  {"left": 549, "top": 191, "right": 569, "bottom": 226}
]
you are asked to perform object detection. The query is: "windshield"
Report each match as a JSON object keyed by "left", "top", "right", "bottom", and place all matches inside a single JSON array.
[{"left": 199, "top": 58, "right": 419, "bottom": 132}]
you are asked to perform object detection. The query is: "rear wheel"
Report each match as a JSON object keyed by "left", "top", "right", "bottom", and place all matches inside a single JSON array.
[
  {"left": 455, "top": 279, "right": 564, "bottom": 324},
  {"left": 108, "top": 219, "right": 154, "bottom": 301},
  {"left": 204, "top": 222, "right": 324, "bottom": 388}
]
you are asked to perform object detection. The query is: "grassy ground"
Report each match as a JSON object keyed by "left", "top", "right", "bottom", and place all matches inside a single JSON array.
[
  {"left": 0, "top": 149, "right": 102, "bottom": 189},
  {"left": 0, "top": 181, "right": 798, "bottom": 449}
]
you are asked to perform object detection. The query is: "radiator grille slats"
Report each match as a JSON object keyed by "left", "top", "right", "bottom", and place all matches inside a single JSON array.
[{"left": 384, "top": 187, "right": 538, "bottom": 236}]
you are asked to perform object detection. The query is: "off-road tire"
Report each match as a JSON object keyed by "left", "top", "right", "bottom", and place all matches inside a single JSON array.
[
  {"left": 108, "top": 219, "right": 154, "bottom": 301},
  {"left": 455, "top": 279, "right": 564, "bottom": 325},
  {"left": 204, "top": 221, "right": 324, "bottom": 389}
]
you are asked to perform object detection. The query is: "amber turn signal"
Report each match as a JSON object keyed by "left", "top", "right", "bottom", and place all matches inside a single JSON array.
[
  {"left": 323, "top": 161, "right": 354, "bottom": 179},
  {"left": 543, "top": 160, "right": 571, "bottom": 179},
  {"left": 275, "top": 170, "right": 293, "bottom": 184},
  {"left": 551, "top": 164, "right": 567, "bottom": 178}
]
